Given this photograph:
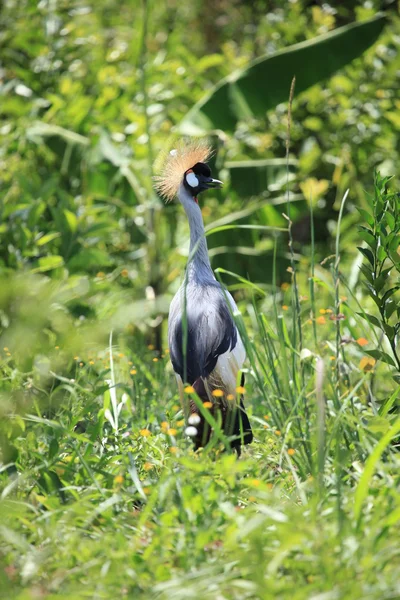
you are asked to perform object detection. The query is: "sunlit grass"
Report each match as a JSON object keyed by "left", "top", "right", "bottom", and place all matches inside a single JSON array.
[{"left": 1, "top": 235, "right": 400, "bottom": 598}]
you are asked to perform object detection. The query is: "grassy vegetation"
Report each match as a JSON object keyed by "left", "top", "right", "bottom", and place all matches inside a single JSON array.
[
  {"left": 1, "top": 1, "right": 400, "bottom": 598},
  {"left": 1, "top": 175, "right": 400, "bottom": 598}
]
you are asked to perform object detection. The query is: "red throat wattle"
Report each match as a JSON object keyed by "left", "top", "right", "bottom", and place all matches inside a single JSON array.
[{"left": 194, "top": 197, "right": 198, "bottom": 204}]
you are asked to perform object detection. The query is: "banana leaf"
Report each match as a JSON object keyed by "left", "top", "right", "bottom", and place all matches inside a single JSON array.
[{"left": 180, "top": 14, "right": 386, "bottom": 134}]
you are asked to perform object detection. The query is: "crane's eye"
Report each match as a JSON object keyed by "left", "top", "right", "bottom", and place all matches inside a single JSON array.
[{"left": 185, "top": 170, "right": 199, "bottom": 189}]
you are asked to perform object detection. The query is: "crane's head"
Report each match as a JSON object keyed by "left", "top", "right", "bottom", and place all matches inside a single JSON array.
[
  {"left": 154, "top": 139, "right": 223, "bottom": 203},
  {"left": 183, "top": 162, "right": 222, "bottom": 201}
]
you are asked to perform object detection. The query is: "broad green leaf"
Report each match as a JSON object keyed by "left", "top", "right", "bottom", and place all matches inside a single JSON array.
[
  {"left": 382, "top": 286, "right": 400, "bottom": 305},
  {"left": 389, "top": 235, "right": 400, "bottom": 253},
  {"left": 364, "top": 283, "right": 381, "bottom": 308},
  {"left": 365, "top": 349, "right": 396, "bottom": 367},
  {"left": 359, "top": 264, "right": 373, "bottom": 285},
  {"left": 385, "top": 300, "right": 398, "bottom": 319},
  {"left": 357, "top": 312, "right": 382, "bottom": 329},
  {"left": 64, "top": 209, "right": 78, "bottom": 233},
  {"left": 382, "top": 322, "right": 395, "bottom": 341},
  {"left": 358, "top": 230, "right": 376, "bottom": 248},
  {"left": 357, "top": 207, "right": 374, "bottom": 228},
  {"left": 37, "top": 232, "right": 61, "bottom": 246},
  {"left": 180, "top": 14, "right": 386, "bottom": 133},
  {"left": 366, "top": 416, "right": 391, "bottom": 434},
  {"left": 32, "top": 255, "right": 64, "bottom": 273},
  {"left": 374, "top": 267, "right": 391, "bottom": 292},
  {"left": 358, "top": 246, "right": 374, "bottom": 267},
  {"left": 386, "top": 212, "right": 395, "bottom": 231},
  {"left": 377, "top": 245, "right": 387, "bottom": 261}
]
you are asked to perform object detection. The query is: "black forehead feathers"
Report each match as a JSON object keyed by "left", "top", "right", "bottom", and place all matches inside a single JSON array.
[{"left": 191, "top": 162, "right": 211, "bottom": 177}]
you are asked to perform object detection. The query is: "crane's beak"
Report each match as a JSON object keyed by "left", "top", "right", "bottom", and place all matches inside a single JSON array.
[{"left": 203, "top": 177, "right": 223, "bottom": 189}]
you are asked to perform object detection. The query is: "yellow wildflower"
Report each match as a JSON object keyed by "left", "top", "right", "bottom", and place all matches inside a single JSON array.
[{"left": 359, "top": 356, "right": 376, "bottom": 372}]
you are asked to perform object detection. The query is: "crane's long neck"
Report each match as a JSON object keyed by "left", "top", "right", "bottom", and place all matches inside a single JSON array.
[{"left": 178, "top": 184, "right": 213, "bottom": 281}]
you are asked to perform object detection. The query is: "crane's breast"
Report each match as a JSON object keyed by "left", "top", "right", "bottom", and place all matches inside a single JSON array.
[{"left": 168, "top": 283, "right": 240, "bottom": 384}]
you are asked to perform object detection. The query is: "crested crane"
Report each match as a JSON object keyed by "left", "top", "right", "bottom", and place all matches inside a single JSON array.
[{"left": 155, "top": 140, "right": 253, "bottom": 454}]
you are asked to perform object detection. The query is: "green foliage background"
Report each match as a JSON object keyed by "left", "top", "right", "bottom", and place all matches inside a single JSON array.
[{"left": 1, "top": 1, "right": 400, "bottom": 598}]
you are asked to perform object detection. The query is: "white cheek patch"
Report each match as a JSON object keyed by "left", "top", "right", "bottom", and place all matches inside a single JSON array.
[{"left": 186, "top": 171, "right": 199, "bottom": 188}]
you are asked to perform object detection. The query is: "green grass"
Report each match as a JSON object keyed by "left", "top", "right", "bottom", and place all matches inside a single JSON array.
[
  {"left": 1, "top": 229, "right": 400, "bottom": 599},
  {"left": 1, "top": 3, "right": 400, "bottom": 597}
]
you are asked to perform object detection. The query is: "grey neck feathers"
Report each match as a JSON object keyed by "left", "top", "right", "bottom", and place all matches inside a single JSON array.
[{"left": 178, "top": 184, "right": 214, "bottom": 281}]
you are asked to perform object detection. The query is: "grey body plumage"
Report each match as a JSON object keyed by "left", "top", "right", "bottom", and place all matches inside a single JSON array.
[
  {"left": 168, "top": 184, "right": 238, "bottom": 385},
  {"left": 166, "top": 167, "right": 253, "bottom": 452}
]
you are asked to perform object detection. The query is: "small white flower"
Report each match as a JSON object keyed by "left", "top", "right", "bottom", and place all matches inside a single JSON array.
[
  {"left": 188, "top": 414, "right": 201, "bottom": 425},
  {"left": 15, "top": 84, "right": 33, "bottom": 98},
  {"left": 185, "top": 426, "right": 198, "bottom": 437},
  {"left": 300, "top": 348, "right": 313, "bottom": 361}
]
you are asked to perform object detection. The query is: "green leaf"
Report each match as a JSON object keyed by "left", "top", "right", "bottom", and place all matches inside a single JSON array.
[
  {"left": 36, "top": 232, "right": 62, "bottom": 247},
  {"left": 385, "top": 300, "right": 397, "bottom": 319},
  {"left": 382, "top": 286, "right": 400, "bottom": 305},
  {"left": 32, "top": 255, "right": 64, "bottom": 273},
  {"left": 64, "top": 209, "right": 78, "bottom": 233},
  {"left": 364, "top": 283, "right": 381, "bottom": 308},
  {"left": 389, "top": 250, "right": 400, "bottom": 265},
  {"left": 377, "top": 245, "right": 387, "bottom": 262},
  {"left": 179, "top": 14, "right": 386, "bottom": 133},
  {"left": 357, "top": 312, "right": 382, "bottom": 329},
  {"left": 359, "top": 264, "right": 373, "bottom": 285},
  {"left": 374, "top": 267, "right": 391, "bottom": 293},
  {"left": 358, "top": 246, "right": 375, "bottom": 267},
  {"left": 386, "top": 212, "right": 395, "bottom": 230},
  {"left": 366, "top": 416, "right": 391, "bottom": 434},
  {"left": 357, "top": 207, "right": 374, "bottom": 228},
  {"left": 358, "top": 230, "right": 376, "bottom": 248},
  {"left": 382, "top": 322, "right": 395, "bottom": 341},
  {"left": 365, "top": 349, "right": 396, "bottom": 367},
  {"left": 389, "top": 235, "right": 400, "bottom": 253}
]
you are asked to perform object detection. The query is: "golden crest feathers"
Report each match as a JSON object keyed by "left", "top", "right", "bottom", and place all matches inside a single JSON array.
[{"left": 153, "top": 139, "right": 213, "bottom": 202}]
